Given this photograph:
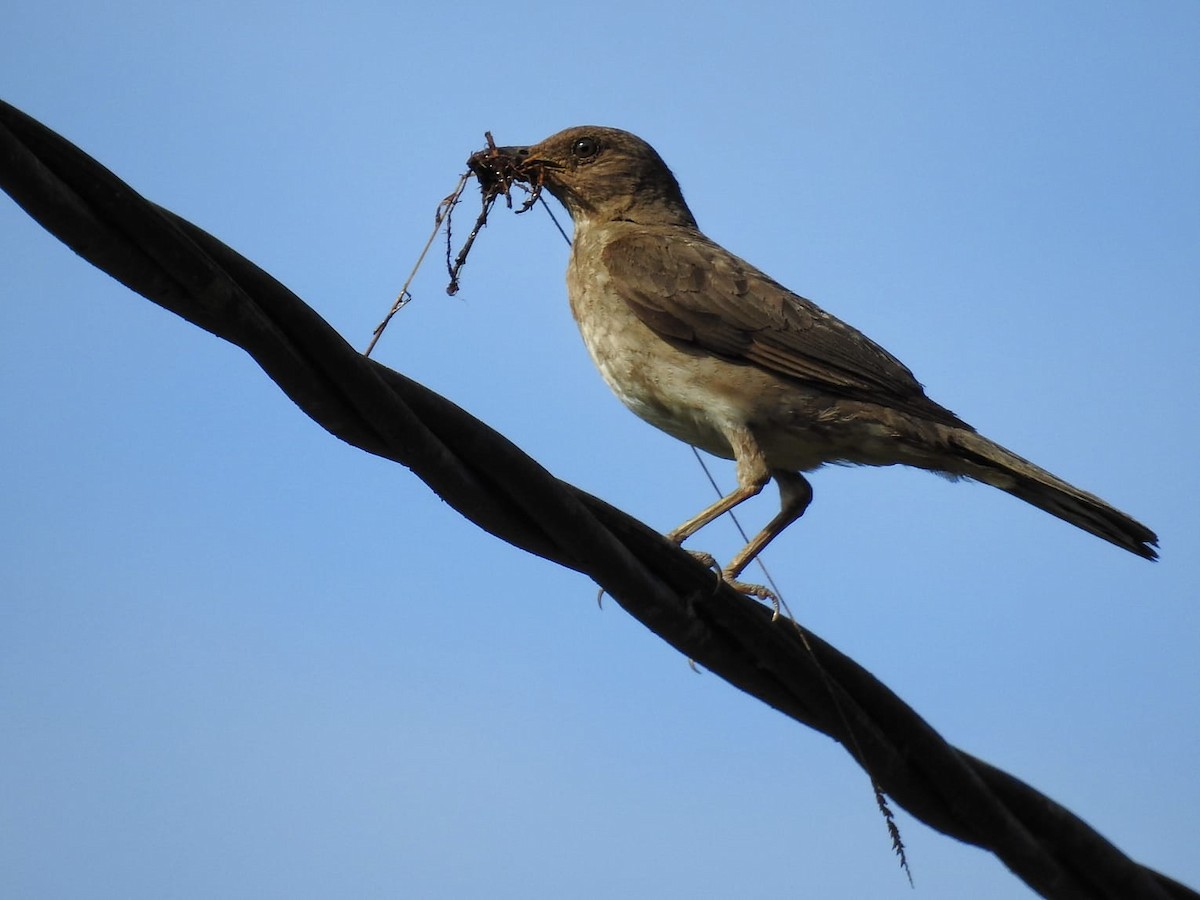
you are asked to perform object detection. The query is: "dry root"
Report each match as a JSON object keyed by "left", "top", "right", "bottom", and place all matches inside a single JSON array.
[{"left": 446, "top": 133, "right": 546, "bottom": 295}]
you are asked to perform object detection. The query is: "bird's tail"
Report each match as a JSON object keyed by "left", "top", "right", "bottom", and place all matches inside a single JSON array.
[{"left": 944, "top": 428, "right": 1158, "bottom": 560}]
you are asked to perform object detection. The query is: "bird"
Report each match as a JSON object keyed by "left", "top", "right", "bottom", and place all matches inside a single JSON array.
[{"left": 474, "top": 126, "right": 1158, "bottom": 600}]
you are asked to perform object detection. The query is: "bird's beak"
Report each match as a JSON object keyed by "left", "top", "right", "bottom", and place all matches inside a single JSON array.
[
  {"left": 498, "top": 145, "right": 558, "bottom": 178},
  {"left": 467, "top": 142, "right": 537, "bottom": 188},
  {"left": 494, "top": 145, "right": 531, "bottom": 161}
]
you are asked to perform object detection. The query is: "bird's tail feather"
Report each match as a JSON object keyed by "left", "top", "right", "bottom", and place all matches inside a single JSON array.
[{"left": 945, "top": 429, "right": 1158, "bottom": 560}]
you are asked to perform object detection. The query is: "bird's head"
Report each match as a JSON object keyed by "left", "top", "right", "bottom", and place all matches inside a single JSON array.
[{"left": 471, "top": 126, "right": 698, "bottom": 229}]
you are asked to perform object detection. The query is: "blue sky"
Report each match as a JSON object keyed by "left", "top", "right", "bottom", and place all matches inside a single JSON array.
[{"left": 2, "top": 3, "right": 1197, "bottom": 897}]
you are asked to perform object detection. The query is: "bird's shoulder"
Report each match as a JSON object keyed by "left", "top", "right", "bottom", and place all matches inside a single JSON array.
[{"left": 597, "top": 225, "right": 967, "bottom": 427}]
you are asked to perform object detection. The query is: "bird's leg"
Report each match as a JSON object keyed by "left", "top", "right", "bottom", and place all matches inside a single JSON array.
[
  {"left": 667, "top": 432, "right": 805, "bottom": 607},
  {"left": 723, "top": 470, "right": 813, "bottom": 585},
  {"left": 666, "top": 481, "right": 762, "bottom": 576},
  {"left": 668, "top": 428, "right": 772, "bottom": 549},
  {"left": 666, "top": 481, "right": 765, "bottom": 547}
]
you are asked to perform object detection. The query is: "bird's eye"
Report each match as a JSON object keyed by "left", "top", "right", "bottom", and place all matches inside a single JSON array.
[{"left": 571, "top": 137, "right": 600, "bottom": 159}]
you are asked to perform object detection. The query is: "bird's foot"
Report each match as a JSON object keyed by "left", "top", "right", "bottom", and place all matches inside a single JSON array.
[
  {"left": 681, "top": 548, "right": 729, "bottom": 599},
  {"left": 723, "top": 575, "right": 782, "bottom": 621},
  {"left": 672, "top": 541, "right": 781, "bottom": 618}
]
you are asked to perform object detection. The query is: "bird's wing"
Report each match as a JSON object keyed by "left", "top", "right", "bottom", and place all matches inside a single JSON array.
[{"left": 601, "top": 229, "right": 968, "bottom": 427}]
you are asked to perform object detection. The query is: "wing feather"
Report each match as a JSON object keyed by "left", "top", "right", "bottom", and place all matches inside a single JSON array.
[{"left": 601, "top": 230, "right": 967, "bottom": 427}]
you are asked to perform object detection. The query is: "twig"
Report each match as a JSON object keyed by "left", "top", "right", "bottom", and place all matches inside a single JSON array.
[{"left": 365, "top": 173, "right": 470, "bottom": 357}]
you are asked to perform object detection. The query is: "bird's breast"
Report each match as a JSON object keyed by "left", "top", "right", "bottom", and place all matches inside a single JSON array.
[{"left": 565, "top": 245, "right": 754, "bottom": 461}]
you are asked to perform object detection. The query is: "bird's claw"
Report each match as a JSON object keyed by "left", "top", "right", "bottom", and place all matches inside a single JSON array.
[
  {"left": 673, "top": 539, "right": 781, "bottom": 617},
  {"left": 723, "top": 575, "right": 783, "bottom": 621}
]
